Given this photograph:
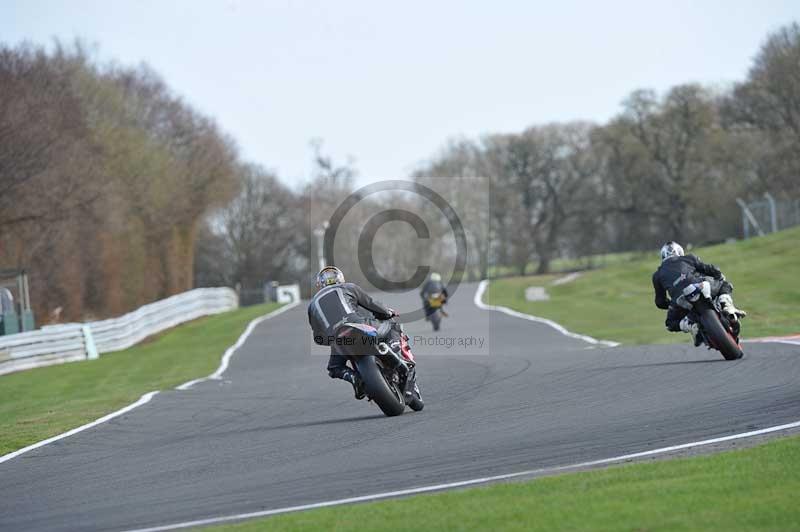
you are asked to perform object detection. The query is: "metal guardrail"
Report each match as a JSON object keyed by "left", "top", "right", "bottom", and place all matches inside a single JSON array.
[
  {"left": 737, "top": 193, "right": 800, "bottom": 238},
  {"left": 0, "top": 287, "right": 238, "bottom": 376}
]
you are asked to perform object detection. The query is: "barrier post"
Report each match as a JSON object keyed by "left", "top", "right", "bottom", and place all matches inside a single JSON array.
[{"left": 82, "top": 325, "right": 99, "bottom": 360}]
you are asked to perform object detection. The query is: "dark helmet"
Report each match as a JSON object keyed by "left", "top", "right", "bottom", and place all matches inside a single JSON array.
[{"left": 316, "top": 266, "right": 345, "bottom": 290}]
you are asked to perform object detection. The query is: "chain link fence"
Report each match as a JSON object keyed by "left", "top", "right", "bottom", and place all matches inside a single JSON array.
[{"left": 736, "top": 193, "right": 800, "bottom": 238}]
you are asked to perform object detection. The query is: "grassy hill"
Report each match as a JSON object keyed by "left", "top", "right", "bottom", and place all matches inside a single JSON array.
[{"left": 486, "top": 227, "right": 800, "bottom": 344}]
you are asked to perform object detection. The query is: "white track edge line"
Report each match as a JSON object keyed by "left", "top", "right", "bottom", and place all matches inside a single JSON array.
[
  {"left": 0, "top": 391, "right": 159, "bottom": 465},
  {"left": 176, "top": 301, "right": 300, "bottom": 390},
  {"left": 473, "top": 279, "right": 620, "bottom": 347},
  {"left": 0, "top": 302, "right": 298, "bottom": 465},
  {"left": 743, "top": 339, "right": 800, "bottom": 346},
  {"left": 123, "top": 418, "right": 800, "bottom": 532}
]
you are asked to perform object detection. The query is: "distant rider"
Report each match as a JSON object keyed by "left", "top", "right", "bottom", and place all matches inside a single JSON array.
[
  {"left": 308, "top": 266, "right": 418, "bottom": 400},
  {"left": 420, "top": 272, "right": 448, "bottom": 318},
  {"left": 652, "top": 241, "right": 746, "bottom": 345}
]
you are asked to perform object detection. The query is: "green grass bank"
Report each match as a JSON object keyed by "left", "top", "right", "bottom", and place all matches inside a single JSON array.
[
  {"left": 210, "top": 434, "right": 800, "bottom": 532},
  {"left": 486, "top": 227, "right": 800, "bottom": 344}
]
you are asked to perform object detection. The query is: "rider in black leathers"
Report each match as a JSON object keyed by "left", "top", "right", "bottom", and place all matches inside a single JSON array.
[
  {"left": 308, "top": 266, "right": 413, "bottom": 399},
  {"left": 652, "top": 241, "right": 746, "bottom": 343}
]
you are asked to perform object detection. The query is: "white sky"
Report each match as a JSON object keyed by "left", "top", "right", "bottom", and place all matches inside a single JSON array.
[{"left": 3, "top": 1, "right": 798, "bottom": 187}]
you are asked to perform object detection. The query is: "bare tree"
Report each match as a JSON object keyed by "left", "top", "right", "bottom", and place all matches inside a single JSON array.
[
  {"left": 723, "top": 22, "right": 800, "bottom": 196},
  {"left": 413, "top": 138, "right": 493, "bottom": 280},
  {"left": 217, "top": 165, "right": 301, "bottom": 287},
  {"left": 0, "top": 42, "right": 244, "bottom": 321}
]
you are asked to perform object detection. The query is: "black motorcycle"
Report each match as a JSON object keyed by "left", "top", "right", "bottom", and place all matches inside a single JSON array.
[
  {"left": 681, "top": 280, "right": 744, "bottom": 360},
  {"left": 334, "top": 321, "right": 424, "bottom": 416}
]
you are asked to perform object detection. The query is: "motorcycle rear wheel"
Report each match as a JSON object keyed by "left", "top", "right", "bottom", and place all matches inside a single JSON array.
[
  {"left": 430, "top": 310, "right": 441, "bottom": 331},
  {"left": 355, "top": 355, "right": 405, "bottom": 416},
  {"left": 699, "top": 308, "right": 744, "bottom": 361}
]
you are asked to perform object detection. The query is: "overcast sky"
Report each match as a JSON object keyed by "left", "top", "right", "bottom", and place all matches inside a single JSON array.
[{"left": 3, "top": 1, "right": 798, "bottom": 187}]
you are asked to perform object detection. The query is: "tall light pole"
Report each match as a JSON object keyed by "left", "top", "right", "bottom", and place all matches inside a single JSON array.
[{"left": 313, "top": 221, "right": 329, "bottom": 271}]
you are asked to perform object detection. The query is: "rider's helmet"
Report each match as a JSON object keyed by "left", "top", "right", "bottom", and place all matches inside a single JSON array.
[
  {"left": 660, "top": 241, "right": 685, "bottom": 262},
  {"left": 429, "top": 272, "right": 442, "bottom": 282},
  {"left": 316, "top": 266, "right": 345, "bottom": 290}
]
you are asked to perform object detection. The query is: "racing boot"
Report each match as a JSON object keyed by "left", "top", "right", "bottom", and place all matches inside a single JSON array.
[
  {"left": 718, "top": 294, "right": 747, "bottom": 321},
  {"left": 341, "top": 369, "right": 366, "bottom": 400},
  {"left": 680, "top": 316, "right": 703, "bottom": 347}
]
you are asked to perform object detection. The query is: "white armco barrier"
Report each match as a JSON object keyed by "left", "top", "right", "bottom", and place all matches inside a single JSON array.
[
  {"left": 276, "top": 284, "right": 301, "bottom": 304},
  {"left": 0, "top": 287, "right": 238, "bottom": 376}
]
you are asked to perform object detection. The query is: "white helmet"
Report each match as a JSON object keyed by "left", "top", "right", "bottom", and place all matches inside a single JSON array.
[
  {"left": 660, "top": 241, "right": 685, "bottom": 261},
  {"left": 429, "top": 272, "right": 442, "bottom": 282}
]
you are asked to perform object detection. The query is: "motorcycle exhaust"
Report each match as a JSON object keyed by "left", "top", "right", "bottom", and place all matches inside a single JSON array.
[{"left": 377, "top": 342, "right": 409, "bottom": 372}]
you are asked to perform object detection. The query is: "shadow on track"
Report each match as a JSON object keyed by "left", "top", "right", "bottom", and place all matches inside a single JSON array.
[{"left": 226, "top": 414, "right": 389, "bottom": 436}]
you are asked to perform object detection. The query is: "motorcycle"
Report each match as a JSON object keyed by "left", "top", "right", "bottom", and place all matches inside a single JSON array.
[
  {"left": 425, "top": 292, "right": 447, "bottom": 331},
  {"left": 334, "top": 320, "right": 424, "bottom": 416},
  {"left": 679, "top": 280, "right": 744, "bottom": 360}
]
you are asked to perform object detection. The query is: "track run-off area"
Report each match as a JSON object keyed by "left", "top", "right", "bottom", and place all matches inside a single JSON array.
[{"left": 1, "top": 282, "right": 799, "bottom": 532}]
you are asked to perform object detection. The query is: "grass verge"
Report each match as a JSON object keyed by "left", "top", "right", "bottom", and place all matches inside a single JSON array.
[
  {"left": 486, "top": 227, "right": 800, "bottom": 344},
  {"left": 210, "top": 434, "right": 800, "bottom": 532},
  {"left": 0, "top": 302, "right": 280, "bottom": 456},
  {"left": 487, "top": 250, "right": 646, "bottom": 278}
]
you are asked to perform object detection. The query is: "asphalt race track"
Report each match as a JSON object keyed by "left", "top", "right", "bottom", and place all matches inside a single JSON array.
[{"left": 1, "top": 283, "right": 799, "bottom": 531}]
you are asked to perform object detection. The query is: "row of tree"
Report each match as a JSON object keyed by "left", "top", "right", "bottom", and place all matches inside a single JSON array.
[
  {"left": 2, "top": 22, "right": 797, "bottom": 320},
  {"left": 1, "top": 42, "right": 240, "bottom": 321},
  {"left": 194, "top": 21, "right": 799, "bottom": 295},
  {"left": 408, "top": 22, "right": 800, "bottom": 278}
]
